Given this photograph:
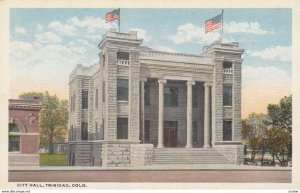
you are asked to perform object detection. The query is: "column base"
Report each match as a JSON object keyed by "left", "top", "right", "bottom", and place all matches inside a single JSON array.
[
  {"left": 156, "top": 144, "right": 164, "bottom": 148},
  {"left": 185, "top": 144, "right": 193, "bottom": 148},
  {"left": 203, "top": 144, "right": 211, "bottom": 149}
]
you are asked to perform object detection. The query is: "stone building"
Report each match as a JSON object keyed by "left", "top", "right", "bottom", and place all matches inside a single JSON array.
[
  {"left": 9, "top": 99, "right": 41, "bottom": 166},
  {"left": 67, "top": 29, "right": 244, "bottom": 167}
]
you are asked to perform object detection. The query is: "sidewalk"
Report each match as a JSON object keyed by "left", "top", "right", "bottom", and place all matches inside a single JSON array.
[{"left": 9, "top": 164, "right": 292, "bottom": 171}]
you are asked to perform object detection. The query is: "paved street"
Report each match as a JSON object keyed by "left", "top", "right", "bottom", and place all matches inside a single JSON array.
[{"left": 9, "top": 170, "right": 291, "bottom": 183}]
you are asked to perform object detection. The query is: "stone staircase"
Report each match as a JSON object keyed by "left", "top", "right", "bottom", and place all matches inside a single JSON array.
[{"left": 153, "top": 148, "right": 232, "bottom": 165}]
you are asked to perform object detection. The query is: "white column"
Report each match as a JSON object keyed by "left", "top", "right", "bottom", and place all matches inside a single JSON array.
[
  {"left": 203, "top": 83, "right": 211, "bottom": 148},
  {"left": 140, "top": 78, "right": 147, "bottom": 143},
  {"left": 157, "top": 79, "right": 166, "bottom": 148},
  {"left": 186, "top": 81, "right": 195, "bottom": 148}
]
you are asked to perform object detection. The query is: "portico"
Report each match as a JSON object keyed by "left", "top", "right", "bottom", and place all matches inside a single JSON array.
[{"left": 141, "top": 77, "right": 213, "bottom": 149}]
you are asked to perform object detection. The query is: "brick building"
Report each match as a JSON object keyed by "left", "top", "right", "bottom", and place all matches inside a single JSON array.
[
  {"left": 67, "top": 29, "right": 244, "bottom": 167},
  {"left": 9, "top": 99, "right": 41, "bottom": 166}
]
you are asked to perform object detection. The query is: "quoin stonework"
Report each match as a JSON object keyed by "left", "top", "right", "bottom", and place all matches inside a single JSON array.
[{"left": 67, "top": 29, "right": 244, "bottom": 167}]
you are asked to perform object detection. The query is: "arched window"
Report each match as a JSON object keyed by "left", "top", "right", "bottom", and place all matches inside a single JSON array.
[{"left": 9, "top": 123, "right": 20, "bottom": 152}]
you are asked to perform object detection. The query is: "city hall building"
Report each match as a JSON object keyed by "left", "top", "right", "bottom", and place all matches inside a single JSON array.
[{"left": 67, "top": 29, "right": 244, "bottom": 167}]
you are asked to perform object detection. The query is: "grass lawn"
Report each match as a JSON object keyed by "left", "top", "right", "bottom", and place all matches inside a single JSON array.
[{"left": 40, "top": 153, "right": 67, "bottom": 166}]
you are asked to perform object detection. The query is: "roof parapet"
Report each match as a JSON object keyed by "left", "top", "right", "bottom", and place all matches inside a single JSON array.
[
  {"left": 202, "top": 40, "right": 240, "bottom": 53},
  {"left": 69, "top": 64, "right": 92, "bottom": 82}
]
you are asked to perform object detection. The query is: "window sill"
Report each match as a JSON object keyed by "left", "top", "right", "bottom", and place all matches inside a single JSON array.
[
  {"left": 9, "top": 151, "right": 21, "bottom": 154},
  {"left": 118, "top": 100, "right": 128, "bottom": 103},
  {"left": 223, "top": 106, "right": 232, "bottom": 108}
]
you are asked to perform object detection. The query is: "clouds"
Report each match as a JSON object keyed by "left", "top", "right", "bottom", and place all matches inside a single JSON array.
[
  {"left": 129, "top": 28, "right": 151, "bottom": 42},
  {"left": 48, "top": 16, "right": 111, "bottom": 37},
  {"left": 10, "top": 40, "right": 92, "bottom": 82},
  {"left": 242, "top": 65, "right": 291, "bottom": 118},
  {"left": 170, "top": 23, "right": 220, "bottom": 44},
  {"left": 153, "top": 45, "right": 176, "bottom": 52},
  {"left": 35, "top": 32, "right": 62, "bottom": 44},
  {"left": 169, "top": 21, "right": 271, "bottom": 45},
  {"left": 242, "top": 65, "right": 291, "bottom": 87},
  {"left": 48, "top": 21, "right": 76, "bottom": 36},
  {"left": 14, "top": 27, "right": 27, "bottom": 34},
  {"left": 248, "top": 45, "right": 291, "bottom": 62},
  {"left": 224, "top": 21, "right": 269, "bottom": 34}
]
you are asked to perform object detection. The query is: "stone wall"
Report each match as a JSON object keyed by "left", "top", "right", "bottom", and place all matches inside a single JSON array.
[
  {"left": 68, "top": 141, "right": 154, "bottom": 167},
  {"left": 68, "top": 142, "right": 102, "bottom": 166},
  {"left": 130, "top": 144, "right": 154, "bottom": 166},
  {"left": 102, "top": 143, "right": 131, "bottom": 167},
  {"left": 215, "top": 144, "right": 244, "bottom": 164},
  {"left": 129, "top": 50, "right": 141, "bottom": 141},
  {"left": 233, "top": 61, "right": 242, "bottom": 141},
  {"left": 105, "top": 48, "right": 118, "bottom": 140}
]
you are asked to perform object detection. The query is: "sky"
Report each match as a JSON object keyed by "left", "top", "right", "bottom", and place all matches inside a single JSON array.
[{"left": 9, "top": 8, "right": 292, "bottom": 118}]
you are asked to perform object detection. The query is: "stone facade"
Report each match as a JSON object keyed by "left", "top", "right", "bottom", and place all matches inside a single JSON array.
[
  {"left": 67, "top": 29, "right": 244, "bottom": 167},
  {"left": 8, "top": 99, "right": 41, "bottom": 166}
]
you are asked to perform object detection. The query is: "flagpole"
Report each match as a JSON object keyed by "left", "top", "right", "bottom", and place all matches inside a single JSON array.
[
  {"left": 118, "top": 8, "right": 121, "bottom": 33},
  {"left": 221, "top": 9, "right": 224, "bottom": 41}
]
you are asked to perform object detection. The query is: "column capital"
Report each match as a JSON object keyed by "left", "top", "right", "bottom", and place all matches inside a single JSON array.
[
  {"left": 158, "top": 79, "right": 167, "bottom": 84},
  {"left": 204, "top": 82, "right": 213, "bottom": 87},
  {"left": 186, "top": 81, "right": 195, "bottom": 86},
  {"left": 140, "top": 78, "right": 147, "bottom": 82}
]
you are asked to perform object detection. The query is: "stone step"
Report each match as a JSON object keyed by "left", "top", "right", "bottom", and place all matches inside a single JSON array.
[
  {"left": 154, "top": 156, "right": 225, "bottom": 160},
  {"left": 152, "top": 161, "right": 232, "bottom": 164},
  {"left": 152, "top": 148, "right": 231, "bottom": 165},
  {"left": 154, "top": 153, "right": 222, "bottom": 156}
]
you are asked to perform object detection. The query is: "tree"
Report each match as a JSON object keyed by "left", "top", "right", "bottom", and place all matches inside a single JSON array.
[
  {"left": 40, "top": 92, "right": 68, "bottom": 154},
  {"left": 267, "top": 95, "right": 292, "bottom": 133},
  {"left": 19, "top": 92, "right": 44, "bottom": 100},
  {"left": 242, "top": 113, "right": 268, "bottom": 164},
  {"left": 265, "top": 126, "right": 291, "bottom": 166},
  {"left": 267, "top": 95, "right": 292, "bottom": 164},
  {"left": 19, "top": 91, "right": 68, "bottom": 154}
]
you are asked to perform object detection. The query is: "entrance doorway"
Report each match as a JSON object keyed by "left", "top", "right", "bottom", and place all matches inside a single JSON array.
[
  {"left": 164, "top": 128, "right": 177, "bottom": 147},
  {"left": 163, "top": 121, "right": 178, "bottom": 147}
]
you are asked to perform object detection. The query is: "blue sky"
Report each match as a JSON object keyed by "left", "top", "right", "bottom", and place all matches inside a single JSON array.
[{"left": 10, "top": 8, "right": 292, "bottom": 117}]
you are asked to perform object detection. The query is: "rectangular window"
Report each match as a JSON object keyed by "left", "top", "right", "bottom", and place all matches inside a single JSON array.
[
  {"left": 102, "top": 54, "right": 105, "bottom": 66},
  {"left": 9, "top": 136, "right": 20, "bottom": 152},
  {"left": 71, "top": 94, "right": 76, "bottom": 112},
  {"left": 82, "top": 91, "right": 88, "bottom": 109},
  {"left": 71, "top": 95, "right": 73, "bottom": 112},
  {"left": 102, "top": 81, "right": 105, "bottom": 102},
  {"left": 145, "top": 84, "right": 150, "bottom": 106},
  {"left": 95, "top": 122, "right": 98, "bottom": 133},
  {"left": 144, "top": 120, "right": 150, "bottom": 142},
  {"left": 81, "top": 122, "right": 88, "bottom": 140},
  {"left": 95, "top": 89, "right": 98, "bottom": 108},
  {"left": 117, "top": 118, "right": 128, "bottom": 139},
  {"left": 192, "top": 121, "right": 198, "bottom": 142},
  {"left": 73, "top": 94, "right": 76, "bottom": 111},
  {"left": 69, "top": 126, "right": 73, "bottom": 141},
  {"left": 223, "top": 61, "right": 232, "bottom": 69},
  {"left": 192, "top": 87, "right": 198, "bottom": 108},
  {"left": 101, "top": 118, "right": 105, "bottom": 140},
  {"left": 223, "top": 120, "right": 232, "bottom": 141},
  {"left": 117, "top": 52, "right": 129, "bottom": 60},
  {"left": 223, "top": 85, "right": 232, "bottom": 106},
  {"left": 164, "top": 87, "right": 178, "bottom": 107},
  {"left": 117, "top": 79, "right": 129, "bottom": 101}
]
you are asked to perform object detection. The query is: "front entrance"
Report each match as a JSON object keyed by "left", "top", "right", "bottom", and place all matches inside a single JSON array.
[{"left": 164, "top": 128, "right": 177, "bottom": 147}]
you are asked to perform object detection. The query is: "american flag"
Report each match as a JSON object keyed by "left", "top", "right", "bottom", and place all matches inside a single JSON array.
[
  {"left": 106, "top": 9, "right": 120, "bottom": 23},
  {"left": 205, "top": 14, "right": 222, "bottom": 33}
]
